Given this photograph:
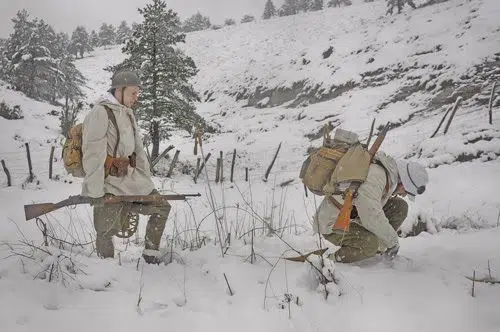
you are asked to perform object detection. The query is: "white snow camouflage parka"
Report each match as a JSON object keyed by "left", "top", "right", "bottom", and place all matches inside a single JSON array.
[
  {"left": 312, "top": 151, "right": 401, "bottom": 249},
  {"left": 81, "top": 93, "right": 154, "bottom": 198}
]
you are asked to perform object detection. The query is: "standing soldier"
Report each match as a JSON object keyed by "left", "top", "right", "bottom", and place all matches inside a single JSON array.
[{"left": 82, "top": 70, "right": 170, "bottom": 264}]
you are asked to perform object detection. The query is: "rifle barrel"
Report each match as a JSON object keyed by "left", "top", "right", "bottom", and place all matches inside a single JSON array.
[{"left": 24, "top": 193, "right": 201, "bottom": 221}]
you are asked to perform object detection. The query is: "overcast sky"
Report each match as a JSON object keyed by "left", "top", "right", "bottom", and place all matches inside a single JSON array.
[{"left": 0, "top": 0, "right": 285, "bottom": 38}]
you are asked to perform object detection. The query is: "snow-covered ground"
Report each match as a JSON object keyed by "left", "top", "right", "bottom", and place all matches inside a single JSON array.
[{"left": 1, "top": 0, "right": 500, "bottom": 331}]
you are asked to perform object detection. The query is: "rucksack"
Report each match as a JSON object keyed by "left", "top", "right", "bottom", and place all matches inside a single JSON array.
[
  {"left": 62, "top": 106, "right": 119, "bottom": 178},
  {"left": 299, "top": 126, "right": 378, "bottom": 196}
]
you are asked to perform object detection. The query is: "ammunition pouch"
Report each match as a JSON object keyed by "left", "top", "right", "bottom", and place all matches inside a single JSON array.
[{"left": 105, "top": 152, "right": 137, "bottom": 177}]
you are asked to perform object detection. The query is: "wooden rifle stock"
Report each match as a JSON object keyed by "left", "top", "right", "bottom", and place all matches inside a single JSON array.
[
  {"left": 333, "top": 189, "right": 354, "bottom": 231},
  {"left": 24, "top": 193, "right": 201, "bottom": 221},
  {"left": 332, "top": 124, "right": 389, "bottom": 232}
]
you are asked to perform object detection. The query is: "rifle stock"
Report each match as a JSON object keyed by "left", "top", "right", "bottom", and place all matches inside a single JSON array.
[
  {"left": 24, "top": 193, "right": 201, "bottom": 221},
  {"left": 332, "top": 190, "right": 353, "bottom": 231}
]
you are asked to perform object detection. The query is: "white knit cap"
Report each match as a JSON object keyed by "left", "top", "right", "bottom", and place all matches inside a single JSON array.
[{"left": 396, "top": 160, "right": 429, "bottom": 201}]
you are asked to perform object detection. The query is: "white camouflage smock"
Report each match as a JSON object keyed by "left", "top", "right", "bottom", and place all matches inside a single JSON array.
[{"left": 81, "top": 93, "right": 154, "bottom": 198}]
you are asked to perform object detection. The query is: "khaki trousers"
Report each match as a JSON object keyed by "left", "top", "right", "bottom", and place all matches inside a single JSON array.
[
  {"left": 324, "top": 196, "right": 408, "bottom": 263},
  {"left": 93, "top": 189, "right": 171, "bottom": 258}
]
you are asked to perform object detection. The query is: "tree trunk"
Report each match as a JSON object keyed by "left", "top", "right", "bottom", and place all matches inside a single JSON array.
[{"left": 150, "top": 121, "right": 160, "bottom": 160}]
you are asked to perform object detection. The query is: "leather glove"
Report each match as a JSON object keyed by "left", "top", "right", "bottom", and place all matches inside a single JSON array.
[{"left": 384, "top": 243, "right": 400, "bottom": 259}]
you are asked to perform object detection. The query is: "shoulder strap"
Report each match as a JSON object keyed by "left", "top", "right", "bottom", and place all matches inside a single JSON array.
[{"left": 104, "top": 105, "right": 120, "bottom": 158}]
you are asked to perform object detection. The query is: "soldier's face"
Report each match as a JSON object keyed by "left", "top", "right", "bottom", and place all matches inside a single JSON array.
[{"left": 122, "top": 86, "right": 140, "bottom": 107}]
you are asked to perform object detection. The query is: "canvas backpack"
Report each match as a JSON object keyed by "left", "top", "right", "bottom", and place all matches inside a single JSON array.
[
  {"left": 299, "top": 126, "right": 380, "bottom": 196},
  {"left": 62, "top": 106, "right": 119, "bottom": 178}
]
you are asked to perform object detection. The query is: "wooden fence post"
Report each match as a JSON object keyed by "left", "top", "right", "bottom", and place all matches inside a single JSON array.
[
  {"left": 166, "top": 150, "right": 180, "bottom": 178},
  {"left": 430, "top": 105, "right": 452, "bottom": 138},
  {"left": 25, "top": 142, "right": 34, "bottom": 182},
  {"left": 196, "top": 153, "right": 211, "bottom": 180},
  {"left": 263, "top": 142, "right": 282, "bottom": 182},
  {"left": 194, "top": 157, "right": 201, "bottom": 183},
  {"left": 49, "top": 146, "right": 55, "bottom": 179},
  {"left": 215, "top": 158, "right": 221, "bottom": 183},
  {"left": 219, "top": 151, "right": 224, "bottom": 183},
  {"left": 1, "top": 160, "right": 12, "bottom": 186},
  {"left": 489, "top": 82, "right": 497, "bottom": 125},
  {"left": 230, "top": 149, "right": 236, "bottom": 182},
  {"left": 151, "top": 145, "right": 175, "bottom": 169},
  {"left": 444, "top": 96, "right": 463, "bottom": 134}
]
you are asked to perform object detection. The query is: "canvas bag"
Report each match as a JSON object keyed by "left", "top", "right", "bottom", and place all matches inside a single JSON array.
[
  {"left": 62, "top": 106, "right": 119, "bottom": 178},
  {"left": 299, "top": 127, "right": 371, "bottom": 196}
]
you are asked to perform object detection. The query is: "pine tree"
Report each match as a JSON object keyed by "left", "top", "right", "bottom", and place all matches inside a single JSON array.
[
  {"left": 4, "top": 10, "right": 34, "bottom": 60},
  {"left": 224, "top": 18, "right": 236, "bottom": 26},
  {"left": 70, "top": 26, "right": 91, "bottom": 58},
  {"left": 116, "top": 21, "right": 132, "bottom": 44},
  {"left": 327, "top": 0, "right": 352, "bottom": 7},
  {"left": 183, "top": 12, "right": 211, "bottom": 32},
  {"left": 386, "top": 0, "right": 416, "bottom": 14},
  {"left": 36, "top": 20, "right": 58, "bottom": 57},
  {"left": 0, "top": 38, "right": 8, "bottom": 80},
  {"left": 89, "top": 30, "right": 100, "bottom": 48},
  {"left": 311, "top": 0, "right": 324, "bottom": 11},
  {"left": 279, "top": 0, "right": 299, "bottom": 16},
  {"left": 5, "top": 11, "right": 61, "bottom": 101},
  {"left": 241, "top": 14, "right": 255, "bottom": 23},
  {"left": 98, "top": 23, "right": 116, "bottom": 47},
  {"left": 4, "top": 10, "right": 86, "bottom": 105},
  {"left": 53, "top": 32, "right": 70, "bottom": 59},
  {"left": 298, "top": 0, "right": 313, "bottom": 12},
  {"left": 112, "top": 0, "right": 209, "bottom": 159},
  {"left": 58, "top": 56, "right": 86, "bottom": 134},
  {"left": 262, "top": 0, "right": 277, "bottom": 19}
]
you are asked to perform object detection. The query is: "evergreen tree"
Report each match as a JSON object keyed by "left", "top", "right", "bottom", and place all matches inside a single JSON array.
[
  {"left": 327, "top": 0, "right": 352, "bottom": 7},
  {"left": 116, "top": 21, "right": 132, "bottom": 44},
  {"left": 8, "top": 22, "right": 61, "bottom": 101},
  {"left": 36, "top": 20, "right": 58, "bottom": 57},
  {"left": 298, "top": 0, "right": 313, "bottom": 12},
  {"left": 53, "top": 32, "right": 70, "bottom": 59},
  {"left": 4, "top": 10, "right": 86, "bottom": 105},
  {"left": 112, "top": 0, "right": 209, "bottom": 159},
  {"left": 183, "top": 12, "right": 211, "bottom": 32},
  {"left": 241, "top": 14, "right": 255, "bottom": 23},
  {"left": 4, "top": 10, "right": 34, "bottom": 61},
  {"left": 98, "top": 23, "right": 116, "bottom": 47},
  {"left": 279, "top": 0, "right": 299, "bottom": 16},
  {"left": 0, "top": 38, "right": 8, "bottom": 80},
  {"left": 5, "top": 11, "right": 59, "bottom": 101},
  {"left": 386, "top": 0, "right": 416, "bottom": 14},
  {"left": 224, "top": 18, "right": 236, "bottom": 26},
  {"left": 57, "top": 56, "right": 86, "bottom": 134},
  {"left": 262, "top": 0, "right": 277, "bottom": 19},
  {"left": 89, "top": 30, "right": 100, "bottom": 48},
  {"left": 311, "top": 0, "right": 324, "bottom": 11},
  {"left": 70, "top": 26, "right": 91, "bottom": 58}
]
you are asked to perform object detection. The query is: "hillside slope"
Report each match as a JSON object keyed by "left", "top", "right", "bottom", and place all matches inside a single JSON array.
[{"left": 1, "top": 1, "right": 500, "bottom": 332}]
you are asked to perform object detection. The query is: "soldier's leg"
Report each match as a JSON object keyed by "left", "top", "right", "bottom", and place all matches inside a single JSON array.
[
  {"left": 383, "top": 197, "right": 409, "bottom": 232},
  {"left": 323, "top": 223, "right": 379, "bottom": 263},
  {"left": 93, "top": 203, "right": 125, "bottom": 258},
  {"left": 129, "top": 189, "right": 171, "bottom": 251}
]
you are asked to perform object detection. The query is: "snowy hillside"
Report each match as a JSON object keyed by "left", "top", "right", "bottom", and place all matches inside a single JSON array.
[{"left": 1, "top": 0, "right": 500, "bottom": 331}]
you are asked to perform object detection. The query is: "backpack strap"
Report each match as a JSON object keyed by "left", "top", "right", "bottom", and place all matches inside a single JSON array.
[
  {"left": 103, "top": 105, "right": 120, "bottom": 158},
  {"left": 103, "top": 105, "right": 120, "bottom": 178}
]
